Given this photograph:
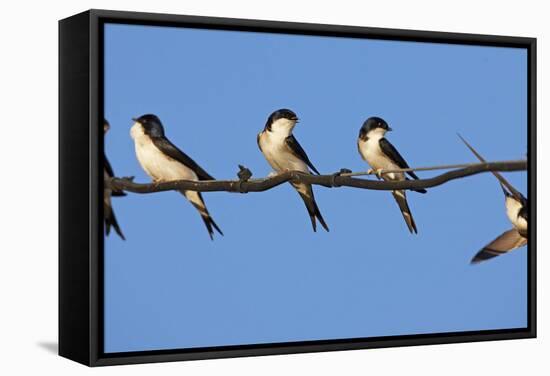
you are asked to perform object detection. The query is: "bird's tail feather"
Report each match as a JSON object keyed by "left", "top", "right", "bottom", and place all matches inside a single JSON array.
[
  {"left": 295, "top": 184, "right": 329, "bottom": 232},
  {"left": 198, "top": 213, "right": 223, "bottom": 241},
  {"left": 406, "top": 178, "right": 427, "bottom": 194},
  {"left": 412, "top": 188, "right": 427, "bottom": 194},
  {"left": 182, "top": 191, "right": 223, "bottom": 240},
  {"left": 391, "top": 190, "right": 418, "bottom": 234},
  {"left": 104, "top": 203, "right": 125, "bottom": 240},
  {"left": 111, "top": 190, "right": 127, "bottom": 197}
]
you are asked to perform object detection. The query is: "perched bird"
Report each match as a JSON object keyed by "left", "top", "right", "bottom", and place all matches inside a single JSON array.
[
  {"left": 458, "top": 134, "right": 528, "bottom": 264},
  {"left": 130, "top": 114, "right": 223, "bottom": 240},
  {"left": 257, "top": 109, "right": 329, "bottom": 232},
  {"left": 357, "top": 117, "right": 427, "bottom": 234},
  {"left": 104, "top": 119, "right": 126, "bottom": 240}
]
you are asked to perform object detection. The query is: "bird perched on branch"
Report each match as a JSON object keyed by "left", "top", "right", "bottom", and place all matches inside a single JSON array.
[
  {"left": 104, "top": 119, "right": 126, "bottom": 240},
  {"left": 458, "top": 134, "right": 527, "bottom": 264},
  {"left": 130, "top": 114, "right": 223, "bottom": 240},
  {"left": 357, "top": 117, "right": 427, "bottom": 234},
  {"left": 257, "top": 109, "right": 329, "bottom": 232}
]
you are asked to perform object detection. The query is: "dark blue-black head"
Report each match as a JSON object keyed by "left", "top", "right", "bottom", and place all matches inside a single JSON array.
[
  {"left": 265, "top": 108, "right": 299, "bottom": 131},
  {"left": 358, "top": 116, "right": 392, "bottom": 141},
  {"left": 132, "top": 114, "right": 165, "bottom": 138}
]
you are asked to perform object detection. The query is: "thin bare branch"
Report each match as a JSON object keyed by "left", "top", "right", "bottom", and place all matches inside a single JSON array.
[
  {"left": 341, "top": 160, "right": 524, "bottom": 177},
  {"left": 108, "top": 160, "right": 527, "bottom": 195}
]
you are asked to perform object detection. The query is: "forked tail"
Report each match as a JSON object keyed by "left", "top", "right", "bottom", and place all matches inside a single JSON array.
[
  {"left": 295, "top": 183, "right": 329, "bottom": 232},
  {"left": 391, "top": 190, "right": 418, "bottom": 234}
]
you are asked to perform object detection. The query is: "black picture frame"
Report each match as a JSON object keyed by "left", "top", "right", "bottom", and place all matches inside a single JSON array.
[{"left": 59, "top": 9, "right": 537, "bottom": 367}]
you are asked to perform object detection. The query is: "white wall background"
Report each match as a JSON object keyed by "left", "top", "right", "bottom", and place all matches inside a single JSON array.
[{"left": 0, "top": 0, "right": 546, "bottom": 374}]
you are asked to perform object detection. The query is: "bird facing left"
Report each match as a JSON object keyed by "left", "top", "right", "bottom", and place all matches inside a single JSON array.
[{"left": 130, "top": 114, "right": 223, "bottom": 240}]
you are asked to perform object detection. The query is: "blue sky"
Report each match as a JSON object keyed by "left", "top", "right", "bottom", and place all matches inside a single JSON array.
[{"left": 103, "top": 23, "right": 528, "bottom": 353}]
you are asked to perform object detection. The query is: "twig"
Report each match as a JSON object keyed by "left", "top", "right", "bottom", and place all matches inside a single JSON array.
[
  {"left": 108, "top": 160, "right": 527, "bottom": 194},
  {"left": 341, "top": 160, "right": 525, "bottom": 177}
]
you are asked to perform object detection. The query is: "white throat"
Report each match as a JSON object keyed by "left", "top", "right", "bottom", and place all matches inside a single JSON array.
[
  {"left": 130, "top": 122, "right": 146, "bottom": 141},
  {"left": 268, "top": 118, "right": 296, "bottom": 141},
  {"left": 366, "top": 127, "right": 387, "bottom": 140}
]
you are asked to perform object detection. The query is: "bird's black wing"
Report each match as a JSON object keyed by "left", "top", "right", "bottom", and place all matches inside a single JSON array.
[
  {"left": 285, "top": 135, "right": 320, "bottom": 175},
  {"left": 104, "top": 155, "right": 126, "bottom": 196},
  {"left": 104, "top": 154, "right": 115, "bottom": 177},
  {"left": 152, "top": 137, "right": 215, "bottom": 181},
  {"left": 379, "top": 138, "right": 420, "bottom": 180},
  {"left": 470, "top": 229, "right": 527, "bottom": 264}
]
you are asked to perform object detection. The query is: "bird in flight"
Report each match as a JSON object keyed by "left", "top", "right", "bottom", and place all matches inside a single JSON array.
[
  {"left": 357, "top": 117, "right": 427, "bottom": 234},
  {"left": 458, "top": 134, "right": 527, "bottom": 264},
  {"left": 104, "top": 119, "right": 126, "bottom": 240},
  {"left": 130, "top": 114, "right": 223, "bottom": 240},
  {"left": 257, "top": 109, "right": 329, "bottom": 232}
]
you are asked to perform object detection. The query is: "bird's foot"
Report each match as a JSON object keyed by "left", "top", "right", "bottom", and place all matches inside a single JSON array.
[
  {"left": 368, "top": 168, "right": 384, "bottom": 179},
  {"left": 151, "top": 179, "right": 165, "bottom": 190}
]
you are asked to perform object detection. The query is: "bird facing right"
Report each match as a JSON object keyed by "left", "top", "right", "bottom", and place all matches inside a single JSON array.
[
  {"left": 357, "top": 117, "right": 427, "bottom": 234},
  {"left": 257, "top": 109, "right": 329, "bottom": 232}
]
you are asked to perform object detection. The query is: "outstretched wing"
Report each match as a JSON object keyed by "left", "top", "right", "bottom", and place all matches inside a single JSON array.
[
  {"left": 285, "top": 135, "right": 320, "bottom": 175},
  {"left": 458, "top": 134, "right": 526, "bottom": 204},
  {"left": 152, "top": 137, "right": 215, "bottom": 181},
  {"left": 379, "top": 138, "right": 420, "bottom": 180},
  {"left": 470, "top": 229, "right": 527, "bottom": 264}
]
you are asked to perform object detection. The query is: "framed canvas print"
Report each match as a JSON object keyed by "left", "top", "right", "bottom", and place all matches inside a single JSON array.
[{"left": 59, "top": 9, "right": 536, "bottom": 366}]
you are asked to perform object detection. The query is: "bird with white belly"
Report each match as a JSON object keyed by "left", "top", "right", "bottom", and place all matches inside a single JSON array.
[
  {"left": 458, "top": 134, "right": 527, "bottom": 264},
  {"left": 257, "top": 109, "right": 329, "bottom": 232},
  {"left": 130, "top": 114, "right": 223, "bottom": 240},
  {"left": 357, "top": 117, "right": 427, "bottom": 234}
]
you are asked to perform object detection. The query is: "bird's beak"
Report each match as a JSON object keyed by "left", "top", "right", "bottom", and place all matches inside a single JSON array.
[
  {"left": 293, "top": 118, "right": 300, "bottom": 123},
  {"left": 387, "top": 127, "right": 393, "bottom": 132},
  {"left": 132, "top": 117, "right": 138, "bottom": 123}
]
